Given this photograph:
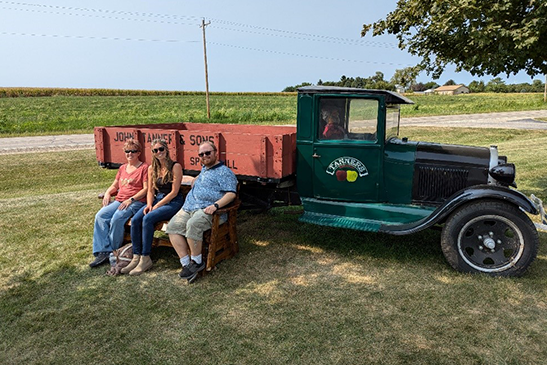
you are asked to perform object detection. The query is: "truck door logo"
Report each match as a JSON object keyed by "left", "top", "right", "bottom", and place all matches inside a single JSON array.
[{"left": 326, "top": 156, "right": 369, "bottom": 182}]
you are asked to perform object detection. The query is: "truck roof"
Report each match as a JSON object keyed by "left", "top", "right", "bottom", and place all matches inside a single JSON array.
[{"left": 297, "top": 86, "right": 414, "bottom": 105}]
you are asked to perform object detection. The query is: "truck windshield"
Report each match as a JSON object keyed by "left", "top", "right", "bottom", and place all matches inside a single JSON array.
[{"left": 318, "top": 97, "right": 378, "bottom": 141}]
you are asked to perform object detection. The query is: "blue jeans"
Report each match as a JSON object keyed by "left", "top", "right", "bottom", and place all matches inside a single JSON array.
[
  {"left": 130, "top": 193, "right": 184, "bottom": 256},
  {"left": 92, "top": 200, "right": 145, "bottom": 255}
]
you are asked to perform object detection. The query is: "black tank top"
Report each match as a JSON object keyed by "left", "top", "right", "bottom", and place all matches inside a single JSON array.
[{"left": 156, "top": 177, "right": 173, "bottom": 195}]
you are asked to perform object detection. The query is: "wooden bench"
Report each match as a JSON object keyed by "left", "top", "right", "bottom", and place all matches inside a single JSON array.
[
  {"left": 101, "top": 184, "right": 241, "bottom": 273},
  {"left": 144, "top": 199, "right": 241, "bottom": 272}
]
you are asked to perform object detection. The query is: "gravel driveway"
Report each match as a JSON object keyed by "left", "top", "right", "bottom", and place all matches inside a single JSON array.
[{"left": 1, "top": 110, "right": 546, "bottom": 155}]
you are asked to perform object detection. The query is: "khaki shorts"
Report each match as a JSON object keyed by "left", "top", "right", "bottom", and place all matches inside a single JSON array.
[{"left": 165, "top": 209, "right": 214, "bottom": 241}]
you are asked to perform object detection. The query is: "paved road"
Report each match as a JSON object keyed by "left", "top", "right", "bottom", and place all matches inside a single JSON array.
[
  {"left": 402, "top": 110, "right": 547, "bottom": 129},
  {"left": 0, "top": 134, "right": 95, "bottom": 155},
  {"left": 1, "top": 110, "right": 546, "bottom": 155}
]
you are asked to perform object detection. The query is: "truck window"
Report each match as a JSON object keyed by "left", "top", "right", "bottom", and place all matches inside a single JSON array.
[
  {"left": 347, "top": 99, "right": 378, "bottom": 141},
  {"left": 318, "top": 98, "right": 378, "bottom": 141},
  {"left": 385, "top": 104, "right": 400, "bottom": 140}
]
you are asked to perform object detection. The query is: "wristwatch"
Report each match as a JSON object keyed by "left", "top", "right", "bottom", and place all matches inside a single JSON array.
[
  {"left": 213, "top": 203, "right": 219, "bottom": 209},
  {"left": 130, "top": 197, "right": 135, "bottom": 202}
]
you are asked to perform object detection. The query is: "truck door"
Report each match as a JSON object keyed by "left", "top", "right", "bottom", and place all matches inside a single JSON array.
[{"left": 312, "top": 96, "right": 383, "bottom": 202}]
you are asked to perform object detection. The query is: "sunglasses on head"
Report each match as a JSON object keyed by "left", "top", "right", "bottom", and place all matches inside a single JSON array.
[
  {"left": 125, "top": 149, "right": 139, "bottom": 154},
  {"left": 198, "top": 150, "right": 214, "bottom": 157},
  {"left": 152, "top": 147, "right": 165, "bottom": 153}
]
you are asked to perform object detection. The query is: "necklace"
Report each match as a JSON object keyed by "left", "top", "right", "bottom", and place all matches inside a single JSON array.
[{"left": 126, "top": 161, "right": 142, "bottom": 173}]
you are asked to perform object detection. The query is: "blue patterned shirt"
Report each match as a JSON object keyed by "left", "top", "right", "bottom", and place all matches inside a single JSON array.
[{"left": 182, "top": 161, "right": 238, "bottom": 212}]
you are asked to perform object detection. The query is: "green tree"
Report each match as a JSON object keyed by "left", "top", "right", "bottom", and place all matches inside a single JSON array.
[
  {"left": 371, "top": 71, "right": 386, "bottom": 84},
  {"left": 424, "top": 81, "right": 439, "bottom": 90},
  {"left": 532, "top": 79, "right": 545, "bottom": 92},
  {"left": 411, "top": 82, "right": 427, "bottom": 92},
  {"left": 282, "top": 82, "right": 311, "bottom": 92},
  {"left": 485, "top": 77, "right": 507, "bottom": 93},
  {"left": 469, "top": 80, "right": 486, "bottom": 93},
  {"left": 391, "top": 66, "right": 421, "bottom": 91},
  {"left": 444, "top": 79, "right": 456, "bottom": 86},
  {"left": 362, "top": 0, "right": 547, "bottom": 79}
]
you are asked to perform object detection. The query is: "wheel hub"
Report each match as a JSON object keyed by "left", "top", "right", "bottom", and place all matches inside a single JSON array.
[
  {"left": 481, "top": 236, "right": 496, "bottom": 250},
  {"left": 458, "top": 215, "right": 525, "bottom": 273}
]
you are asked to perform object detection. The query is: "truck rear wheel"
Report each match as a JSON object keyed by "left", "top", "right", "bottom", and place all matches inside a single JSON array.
[{"left": 441, "top": 201, "right": 538, "bottom": 277}]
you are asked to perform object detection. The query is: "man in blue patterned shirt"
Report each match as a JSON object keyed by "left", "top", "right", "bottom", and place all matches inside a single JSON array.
[{"left": 166, "top": 141, "right": 238, "bottom": 282}]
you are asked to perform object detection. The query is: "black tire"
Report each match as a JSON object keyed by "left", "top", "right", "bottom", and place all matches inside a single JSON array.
[{"left": 441, "top": 200, "right": 538, "bottom": 277}]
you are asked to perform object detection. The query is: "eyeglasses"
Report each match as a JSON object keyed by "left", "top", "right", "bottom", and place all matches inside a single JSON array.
[
  {"left": 125, "top": 149, "right": 139, "bottom": 154},
  {"left": 198, "top": 150, "right": 214, "bottom": 157},
  {"left": 152, "top": 147, "right": 165, "bottom": 153}
]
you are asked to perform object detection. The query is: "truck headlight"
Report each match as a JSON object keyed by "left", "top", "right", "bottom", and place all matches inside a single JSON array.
[{"left": 489, "top": 163, "right": 516, "bottom": 187}]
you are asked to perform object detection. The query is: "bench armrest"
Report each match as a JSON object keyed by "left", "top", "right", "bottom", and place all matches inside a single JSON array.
[{"left": 214, "top": 199, "right": 241, "bottom": 215}]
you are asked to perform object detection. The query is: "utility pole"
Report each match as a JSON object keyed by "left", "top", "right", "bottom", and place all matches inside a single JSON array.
[{"left": 201, "top": 19, "right": 211, "bottom": 119}]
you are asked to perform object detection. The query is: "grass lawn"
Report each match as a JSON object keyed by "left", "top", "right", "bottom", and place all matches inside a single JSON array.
[{"left": 1, "top": 128, "right": 547, "bottom": 364}]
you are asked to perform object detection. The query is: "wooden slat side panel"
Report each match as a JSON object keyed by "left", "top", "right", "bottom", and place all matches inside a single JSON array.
[
  {"left": 95, "top": 124, "right": 297, "bottom": 179},
  {"left": 94, "top": 127, "right": 106, "bottom": 164}
]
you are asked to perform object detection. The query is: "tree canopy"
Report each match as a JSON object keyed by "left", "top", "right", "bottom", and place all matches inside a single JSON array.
[{"left": 362, "top": 0, "right": 547, "bottom": 79}]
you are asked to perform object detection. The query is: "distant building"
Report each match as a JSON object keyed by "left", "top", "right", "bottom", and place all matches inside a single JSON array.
[{"left": 435, "top": 84, "right": 470, "bottom": 95}]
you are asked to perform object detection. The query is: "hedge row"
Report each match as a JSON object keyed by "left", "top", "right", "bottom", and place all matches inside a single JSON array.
[{"left": 0, "top": 88, "right": 294, "bottom": 98}]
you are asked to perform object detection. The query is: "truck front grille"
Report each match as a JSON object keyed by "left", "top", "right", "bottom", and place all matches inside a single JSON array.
[{"left": 413, "top": 166, "right": 469, "bottom": 203}]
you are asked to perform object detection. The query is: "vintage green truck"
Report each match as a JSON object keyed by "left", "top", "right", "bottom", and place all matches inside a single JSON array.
[{"left": 95, "top": 86, "right": 545, "bottom": 277}]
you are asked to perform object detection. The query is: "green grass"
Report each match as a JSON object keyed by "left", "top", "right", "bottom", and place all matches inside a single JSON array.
[
  {"left": 1, "top": 128, "right": 547, "bottom": 364},
  {"left": 0, "top": 92, "right": 546, "bottom": 136},
  {"left": 0, "top": 94, "right": 297, "bottom": 136}
]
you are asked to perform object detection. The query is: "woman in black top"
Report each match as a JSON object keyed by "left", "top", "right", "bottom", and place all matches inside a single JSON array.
[{"left": 122, "top": 139, "right": 184, "bottom": 275}]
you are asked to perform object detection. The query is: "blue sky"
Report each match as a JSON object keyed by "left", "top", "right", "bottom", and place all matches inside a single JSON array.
[{"left": 0, "top": 0, "right": 541, "bottom": 92}]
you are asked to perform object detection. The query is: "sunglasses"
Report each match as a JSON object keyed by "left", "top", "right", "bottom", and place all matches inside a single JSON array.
[
  {"left": 152, "top": 147, "right": 165, "bottom": 153},
  {"left": 198, "top": 150, "right": 214, "bottom": 157},
  {"left": 124, "top": 149, "right": 139, "bottom": 154}
]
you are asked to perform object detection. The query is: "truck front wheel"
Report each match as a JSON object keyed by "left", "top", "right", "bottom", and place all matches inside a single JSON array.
[{"left": 441, "top": 201, "right": 538, "bottom": 277}]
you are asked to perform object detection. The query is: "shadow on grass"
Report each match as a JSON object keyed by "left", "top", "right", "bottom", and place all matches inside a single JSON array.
[{"left": 240, "top": 207, "right": 444, "bottom": 265}]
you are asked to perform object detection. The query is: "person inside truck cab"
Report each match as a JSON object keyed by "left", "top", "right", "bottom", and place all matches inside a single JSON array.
[{"left": 321, "top": 109, "right": 346, "bottom": 139}]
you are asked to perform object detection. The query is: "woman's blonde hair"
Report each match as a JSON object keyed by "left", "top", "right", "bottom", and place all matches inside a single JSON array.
[
  {"left": 150, "top": 139, "right": 175, "bottom": 191},
  {"left": 123, "top": 139, "right": 142, "bottom": 152}
]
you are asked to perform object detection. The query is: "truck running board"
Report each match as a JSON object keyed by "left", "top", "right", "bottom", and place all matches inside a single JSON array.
[
  {"left": 299, "top": 198, "right": 436, "bottom": 233},
  {"left": 299, "top": 211, "right": 381, "bottom": 232}
]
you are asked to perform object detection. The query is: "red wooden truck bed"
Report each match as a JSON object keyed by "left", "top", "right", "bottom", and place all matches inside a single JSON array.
[{"left": 94, "top": 122, "right": 297, "bottom": 183}]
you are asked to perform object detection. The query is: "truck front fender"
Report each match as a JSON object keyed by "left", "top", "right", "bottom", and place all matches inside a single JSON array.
[{"left": 381, "top": 185, "right": 538, "bottom": 235}]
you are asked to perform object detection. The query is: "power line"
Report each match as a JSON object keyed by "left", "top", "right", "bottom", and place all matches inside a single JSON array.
[
  {"left": 209, "top": 18, "right": 396, "bottom": 48},
  {"left": 0, "top": 1, "right": 199, "bottom": 21},
  {"left": 207, "top": 42, "right": 413, "bottom": 67},
  {"left": 0, "top": 29, "right": 406, "bottom": 65},
  {"left": 0, "top": 31, "right": 187, "bottom": 43},
  {"left": 210, "top": 25, "right": 397, "bottom": 49},
  {"left": 0, "top": 6, "right": 200, "bottom": 27}
]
